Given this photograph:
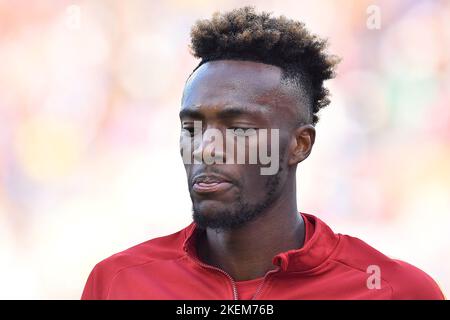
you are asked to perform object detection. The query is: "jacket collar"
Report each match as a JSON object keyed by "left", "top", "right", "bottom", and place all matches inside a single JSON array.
[{"left": 182, "top": 212, "right": 340, "bottom": 273}]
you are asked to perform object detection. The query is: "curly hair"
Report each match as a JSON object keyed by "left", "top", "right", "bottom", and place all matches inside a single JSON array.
[{"left": 189, "top": 6, "right": 340, "bottom": 125}]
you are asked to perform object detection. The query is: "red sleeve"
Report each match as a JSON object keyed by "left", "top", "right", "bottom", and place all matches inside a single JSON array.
[
  {"left": 390, "top": 260, "right": 445, "bottom": 300},
  {"left": 81, "top": 262, "right": 115, "bottom": 300}
]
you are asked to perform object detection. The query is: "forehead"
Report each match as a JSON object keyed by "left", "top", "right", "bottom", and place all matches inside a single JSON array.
[{"left": 181, "top": 60, "right": 299, "bottom": 122}]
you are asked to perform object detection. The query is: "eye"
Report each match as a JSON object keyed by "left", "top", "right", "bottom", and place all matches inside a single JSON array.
[
  {"left": 229, "top": 127, "right": 258, "bottom": 136},
  {"left": 181, "top": 127, "right": 195, "bottom": 137}
]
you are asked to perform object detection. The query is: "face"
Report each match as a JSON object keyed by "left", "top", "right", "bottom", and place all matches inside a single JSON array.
[{"left": 180, "top": 60, "right": 313, "bottom": 230}]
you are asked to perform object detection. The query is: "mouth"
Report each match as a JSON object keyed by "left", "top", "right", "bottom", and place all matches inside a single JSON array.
[
  {"left": 192, "top": 174, "right": 234, "bottom": 194},
  {"left": 193, "top": 181, "right": 234, "bottom": 194}
]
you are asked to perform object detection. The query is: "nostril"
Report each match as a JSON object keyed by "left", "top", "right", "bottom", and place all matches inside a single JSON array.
[{"left": 193, "top": 149, "right": 203, "bottom": 163}]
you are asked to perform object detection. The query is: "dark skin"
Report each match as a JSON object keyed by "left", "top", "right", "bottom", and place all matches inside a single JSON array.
[{"left": 180, "top": 60, "right": 316, "bottom": 281}]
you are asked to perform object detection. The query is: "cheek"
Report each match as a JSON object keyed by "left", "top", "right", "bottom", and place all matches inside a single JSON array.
[
  {"left": 183, "top": 164, "right": 191, "bottom": 177},
  {"left": 179, "top": 134, "right": 192, "bottom": 163},
  {"left": 239, "top": 166, "right": 270, "bottom": 195}
]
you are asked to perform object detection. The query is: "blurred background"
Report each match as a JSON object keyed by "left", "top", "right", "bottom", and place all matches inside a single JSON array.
[{"left": 0, "top": 0, "right": 449, "bottom": 299}]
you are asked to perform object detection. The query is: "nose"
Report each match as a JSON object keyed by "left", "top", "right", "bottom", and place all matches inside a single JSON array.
[{"left": 192, "top": 126, "right": 226, "bottom": 165}]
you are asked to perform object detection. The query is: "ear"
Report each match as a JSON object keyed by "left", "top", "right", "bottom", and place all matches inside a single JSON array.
[{"left": 288, "top": 124, "right": 316, "bottom": 166}]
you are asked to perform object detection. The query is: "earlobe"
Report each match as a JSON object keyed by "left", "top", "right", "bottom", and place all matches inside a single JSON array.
[{"left": 288, "top": 125, "right": 316, "bottom": 166}]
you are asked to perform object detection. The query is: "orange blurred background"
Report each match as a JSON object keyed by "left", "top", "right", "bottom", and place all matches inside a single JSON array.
[{"left": 0, "top": 0, "right": 449, "bottom": 299}]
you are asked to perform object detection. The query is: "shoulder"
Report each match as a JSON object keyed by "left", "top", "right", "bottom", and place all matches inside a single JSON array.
[
  {"left": 387, "top": 259, "right": 445, "bottom": 299},
  {"left": 81, "top": 225, "right": 190, "bottom": 299},
  {"left": 93, "top": 226, "right": 187, "bottom": 274},
  {"left": 333, "top": 234, "right": 445, "bottom": 300}
]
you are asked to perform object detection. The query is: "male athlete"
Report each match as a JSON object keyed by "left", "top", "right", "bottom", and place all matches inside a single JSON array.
[{"left": 82, "top": 7, "right": 444, "bottom": 300}]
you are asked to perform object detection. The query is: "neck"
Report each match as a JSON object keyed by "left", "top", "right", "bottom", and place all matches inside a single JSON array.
[{"left": 196, "top": 177, "right": 305, "bottom": 281}]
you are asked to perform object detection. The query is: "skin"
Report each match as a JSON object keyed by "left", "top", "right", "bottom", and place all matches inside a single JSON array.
[{"left": 179, "top": 60, "right": 316, "bottom": 281}]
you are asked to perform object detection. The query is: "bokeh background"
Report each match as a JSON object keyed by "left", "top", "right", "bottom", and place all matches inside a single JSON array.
[{"left": 0, "top": 0, "right": 449, "bottom": 299}]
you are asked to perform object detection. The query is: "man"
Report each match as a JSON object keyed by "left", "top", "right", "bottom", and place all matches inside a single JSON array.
[{"left": 82, "top": 7, "right": 444, "bottom": 300}]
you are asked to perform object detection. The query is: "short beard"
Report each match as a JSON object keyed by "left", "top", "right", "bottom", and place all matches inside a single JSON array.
[{"left": 192, "top": 167, "right": 283, "bottom": 230}]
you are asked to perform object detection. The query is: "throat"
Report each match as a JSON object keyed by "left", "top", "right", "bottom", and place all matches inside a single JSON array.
[{"left": 195, "top": 211, "right": 305, "bottom": 281}]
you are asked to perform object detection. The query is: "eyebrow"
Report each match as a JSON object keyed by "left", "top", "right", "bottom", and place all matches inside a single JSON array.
[
  {"left": 179, "top": 108, "right": 203, "bottom": 120},
  {"left": 179, "top": 105, "right": 268, "bottom": 120}
]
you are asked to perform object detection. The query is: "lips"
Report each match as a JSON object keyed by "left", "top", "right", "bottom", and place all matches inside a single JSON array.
[
  {"left": 193, "top": 174, "right": 229, "bottom": 184},
  {"left": 192, "top": 174, "right": 234, "bottom": 194}
]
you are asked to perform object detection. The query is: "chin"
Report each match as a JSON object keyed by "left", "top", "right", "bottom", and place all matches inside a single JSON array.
[
  {"left": 192, "top": 200, "right": 241, "bottom": 228},
  {"left": 193, "top": 199, "right": 232, "bottom": 217}
]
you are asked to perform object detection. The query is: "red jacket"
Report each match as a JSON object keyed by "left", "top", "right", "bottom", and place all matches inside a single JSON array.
[{"left": 81, "top": 213, "right": 445, "bottom": 300}]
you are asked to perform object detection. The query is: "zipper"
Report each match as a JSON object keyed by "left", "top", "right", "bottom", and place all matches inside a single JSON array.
[
  {"left": 184, "top": 229, "right": 283, "bottom": 301},
  {"left": 251, "top": 267, "right": 281, "bottom": 300},
  {"left": 188, "top": 250, "right": 281, "bottom": 300},
  {"left": 187, "top": 253, "right": 239, "bottom": 300}
]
